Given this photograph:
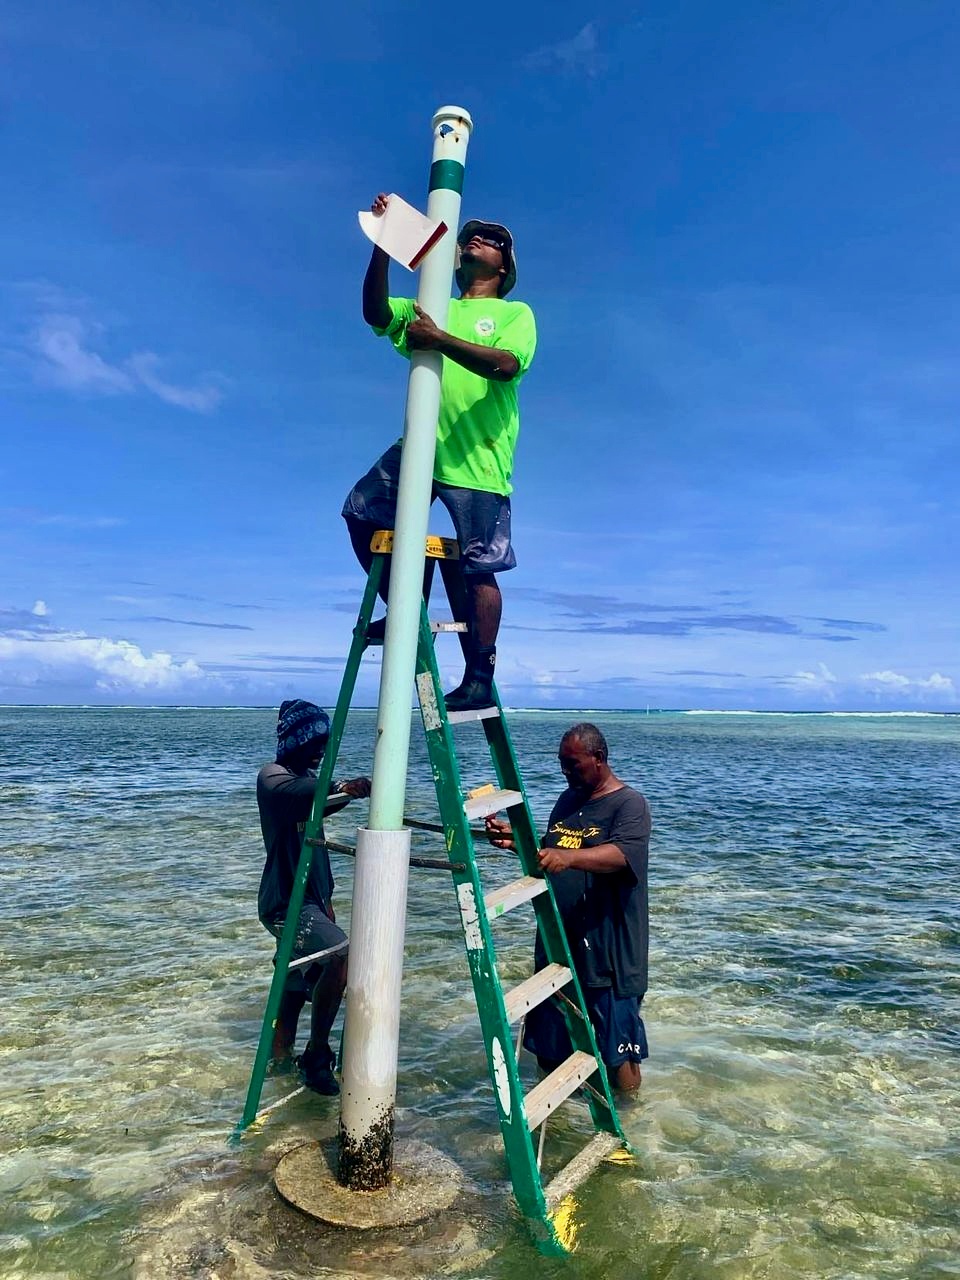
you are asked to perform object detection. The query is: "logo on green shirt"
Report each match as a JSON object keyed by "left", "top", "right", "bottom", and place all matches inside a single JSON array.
[{"left": 474, "top": 316, "right": 496, "bottom": 337}]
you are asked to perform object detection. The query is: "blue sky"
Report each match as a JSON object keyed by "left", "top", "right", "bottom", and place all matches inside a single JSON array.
[{"left": 2, "top": 0, "right": 958, "bottom": 710}]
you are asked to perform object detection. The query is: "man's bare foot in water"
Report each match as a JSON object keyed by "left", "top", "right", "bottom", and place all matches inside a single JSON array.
[
  {"left": 266, "top": 1053, "right": 296, "bottom": 1077},
  {"left": 614, "top": 1061, "right": 642, "bottom": 1093}
]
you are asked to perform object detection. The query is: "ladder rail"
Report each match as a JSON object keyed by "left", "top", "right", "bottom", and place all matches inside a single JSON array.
[
  {"left": 414, "top": 593, "right": 626, "bottom": 1232},
  {"left": 414, "top": 603, "right": 552, "bottom": 1224},
  {"left": 475, "top": 688, "right": 624, "bottom": 1141}
]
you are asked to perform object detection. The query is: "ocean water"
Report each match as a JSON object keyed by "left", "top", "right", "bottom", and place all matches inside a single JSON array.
[{"left": 1, "top": 707, "right": 958, "bottom": 1279}]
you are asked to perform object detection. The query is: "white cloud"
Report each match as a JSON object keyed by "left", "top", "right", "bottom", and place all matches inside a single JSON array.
[
  {"left": 860, "top": 669, "right": 955, "bottom": 698},
  {"left": 521, "top": 21, "right": 605, "bottom": 77},
  {"left": 32, "top": 599, "right": 48, "bottom": 616},
  {"left": 784, "top": 662, "right": 838, "bottom": 694},
  {"left": 35, "top": 513, "right": 126, "bottom": 529},
  {"left": 0, "top": 629, "right": 204, "bottom": 692},
  {"left": 27, "top": 305, "right": 224, "bottom": 414},
  {"left": 860, "top": 669, "right": 910, "bottom": 689},
  {"left": 778, "top": 664, "right": 956, "bottom": 705},
  {"left": 0, "top": 508, "right": 125, "bottom": 531},
  {"left": 34, "top": 314, "right": 134, "bottom": 394},
  {"left": 127, "top": 351, "right": 223, "bottom": 413},
  {"left": 921, "top": 672, "right": 955, "bottom": 692}
]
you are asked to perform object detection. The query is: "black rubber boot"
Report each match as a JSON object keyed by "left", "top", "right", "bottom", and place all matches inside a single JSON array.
[
  {"left": 445, "top": 646, "right": 496, "bottom": 712},
  {"left": 297, "top": 1041, "right": 339, "bottom": 1095}
]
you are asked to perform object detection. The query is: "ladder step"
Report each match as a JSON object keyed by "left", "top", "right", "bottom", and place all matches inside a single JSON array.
[
  {"left": 363, "top": 618, "right": 465, "bottom": 646},
  {"left": 288, "top": 939, "right": 349, "bottom": 970},
  {"left": 524, "top": 1051, "right": 598, "bottom": 1131},
  {"left": 403, "top": 816, "right": 489, "bottom": 840},
  {"left": 543, "top": 1133, "right": 622, "bottom": 1211},
  {"left": 463, "top": 787, "right": 523, "bottom": 821},
  {"left": 484, "top": 874, "right": 548, "bottom": 919},
  {"left": 305, "top": 835, "right": 463, "bottom": 872},
  {"left": 447, "top": 704, "right": 501, "bottom": 725},
  {"left": 503, "top": 963, "right": 572, "bottom": 1023}
]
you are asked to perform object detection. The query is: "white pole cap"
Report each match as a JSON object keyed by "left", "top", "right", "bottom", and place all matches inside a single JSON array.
[{"left": 431, "top": 105, "right": 473, "bottom": 133}]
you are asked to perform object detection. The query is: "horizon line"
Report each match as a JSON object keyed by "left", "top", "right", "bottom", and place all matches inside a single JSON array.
[{"left": 1, "top": 704, "right": 957, "bottom": 717}]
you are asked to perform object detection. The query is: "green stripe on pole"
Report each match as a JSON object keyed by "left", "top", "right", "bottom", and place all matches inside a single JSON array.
[{"left": 429, "top": 159, "right": 464, "bottom": 193}]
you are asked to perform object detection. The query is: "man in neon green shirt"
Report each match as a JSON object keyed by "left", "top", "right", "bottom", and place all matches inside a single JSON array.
[{"left": 342, "top": 194, "right": 537, "bottom": 711}]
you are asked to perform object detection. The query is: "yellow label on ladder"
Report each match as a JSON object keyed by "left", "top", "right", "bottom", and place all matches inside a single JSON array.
[
  {"left": 466, "top": 783, "right": 496, "bottom": 801},
  {"left": 370, "top": 530, "right": 460, "bottom": 560}
]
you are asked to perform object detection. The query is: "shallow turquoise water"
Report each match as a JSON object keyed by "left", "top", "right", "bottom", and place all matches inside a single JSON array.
[{"left": 2, "top": 708, "right": 958, "bottom": 1278}]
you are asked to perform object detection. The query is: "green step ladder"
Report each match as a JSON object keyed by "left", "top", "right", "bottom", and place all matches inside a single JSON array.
[{"left": 238, "top": 530, "right": 629, "bottom": 1248}]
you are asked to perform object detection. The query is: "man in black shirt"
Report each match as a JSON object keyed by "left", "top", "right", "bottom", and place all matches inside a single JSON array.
[
  {"left": 487, "top": 723, "right": 650, "bottom": 1092},
  {"left": 256, "top": 699, "right": 370, "bottom": 1094}
]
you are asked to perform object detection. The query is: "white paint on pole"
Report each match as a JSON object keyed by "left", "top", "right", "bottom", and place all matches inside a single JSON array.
[
  {"left": 339, "top": 107, "right": 473, "bottom": 1189},
  {"left": 338, "top": 825, "right": 411, "bottom": 1183},
  {"left": 367, "top": 105, "right": 473, "bottom": 831}
]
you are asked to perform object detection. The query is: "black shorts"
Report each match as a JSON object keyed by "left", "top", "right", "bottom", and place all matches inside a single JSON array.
[
  {"left": 342, "top": 443, "right": 516, "bottom": 574},
  {"left": 523, "top": 985, "right": 648, "bottom": 1071},
  {"left": 262, "top": 903, "right": 348, "bottom": 997}
]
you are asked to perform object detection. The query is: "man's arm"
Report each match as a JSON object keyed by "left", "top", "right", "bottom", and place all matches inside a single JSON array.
[
  {"left": 362, "top": 193, "right": 392, "bottom": 329},
  {"left": 487, "top": 822, "right": 627, "bottom": 871},
  {"left": 406, "top": 305, "right": 520, "bottom": 381},
  {"left": 264, "top": 769, "right": 371, "bottom": 818},
  {"left": 335, "top": 777, "right": 372, "bottom": 799},
  {"left": 486, "top": 816, "right": 627, "bottom": 871},
  {"left": 538, "top": 843, "right": 628, "bottom": 874},
  {"left": 362, "top": 246, "right": 392, "bottom": 329}
]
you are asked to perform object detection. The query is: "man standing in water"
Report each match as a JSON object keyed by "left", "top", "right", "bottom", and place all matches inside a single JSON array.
[
  {"left": 487, "top": 723, "right": 651, "bottom": 1092},
  {"left": 256, "top": 699, "right": 370, "bottom": 1094},
  {"left": 342, "top": 193, "right": 537, "bottom": 712}
]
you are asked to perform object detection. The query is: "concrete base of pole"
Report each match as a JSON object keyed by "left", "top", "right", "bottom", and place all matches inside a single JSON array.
[{"left": 274, "top": 1138, "right": 463, "bottom": 1229}]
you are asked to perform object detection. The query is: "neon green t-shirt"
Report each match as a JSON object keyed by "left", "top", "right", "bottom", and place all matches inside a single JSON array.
[{"left": 375, "top": 296, "right": 537, "bottom": 495}]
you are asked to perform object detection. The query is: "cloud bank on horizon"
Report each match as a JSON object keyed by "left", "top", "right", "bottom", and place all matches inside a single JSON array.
[{"left": 1, "top": 3, "right": 957, "bottom": 711}]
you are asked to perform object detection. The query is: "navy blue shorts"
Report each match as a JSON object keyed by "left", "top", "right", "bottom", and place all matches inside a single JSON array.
[
  {"left": 342, "top": 443, "right": 516, "bottom": 574},
  {"left": 262, "top": 903, "right": 347, "bottom": 998},
  {"left": 523, "top": 984, "right": 648, "bottom": 1071}
]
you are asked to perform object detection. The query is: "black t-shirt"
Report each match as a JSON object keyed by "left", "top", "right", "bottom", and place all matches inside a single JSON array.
[
  {"left": 256, "top": 763, "right": 348, "bottom": 923},
  {"left": 536, "top": 784, "right": 651, "bottom": 998}
]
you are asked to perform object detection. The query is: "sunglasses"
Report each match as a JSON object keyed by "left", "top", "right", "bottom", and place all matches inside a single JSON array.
[{"left": 468, "top": 232, "right": 507, "bottom": 253}]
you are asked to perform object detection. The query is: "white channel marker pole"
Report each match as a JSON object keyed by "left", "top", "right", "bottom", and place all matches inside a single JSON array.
[{"left": 338, "top": 106, "right": 473, "bottom": 1191}]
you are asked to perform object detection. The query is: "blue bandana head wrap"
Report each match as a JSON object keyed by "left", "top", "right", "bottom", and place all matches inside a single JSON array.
[{"left": 276, "top": 699, "right": 330, "bottom": 764}]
